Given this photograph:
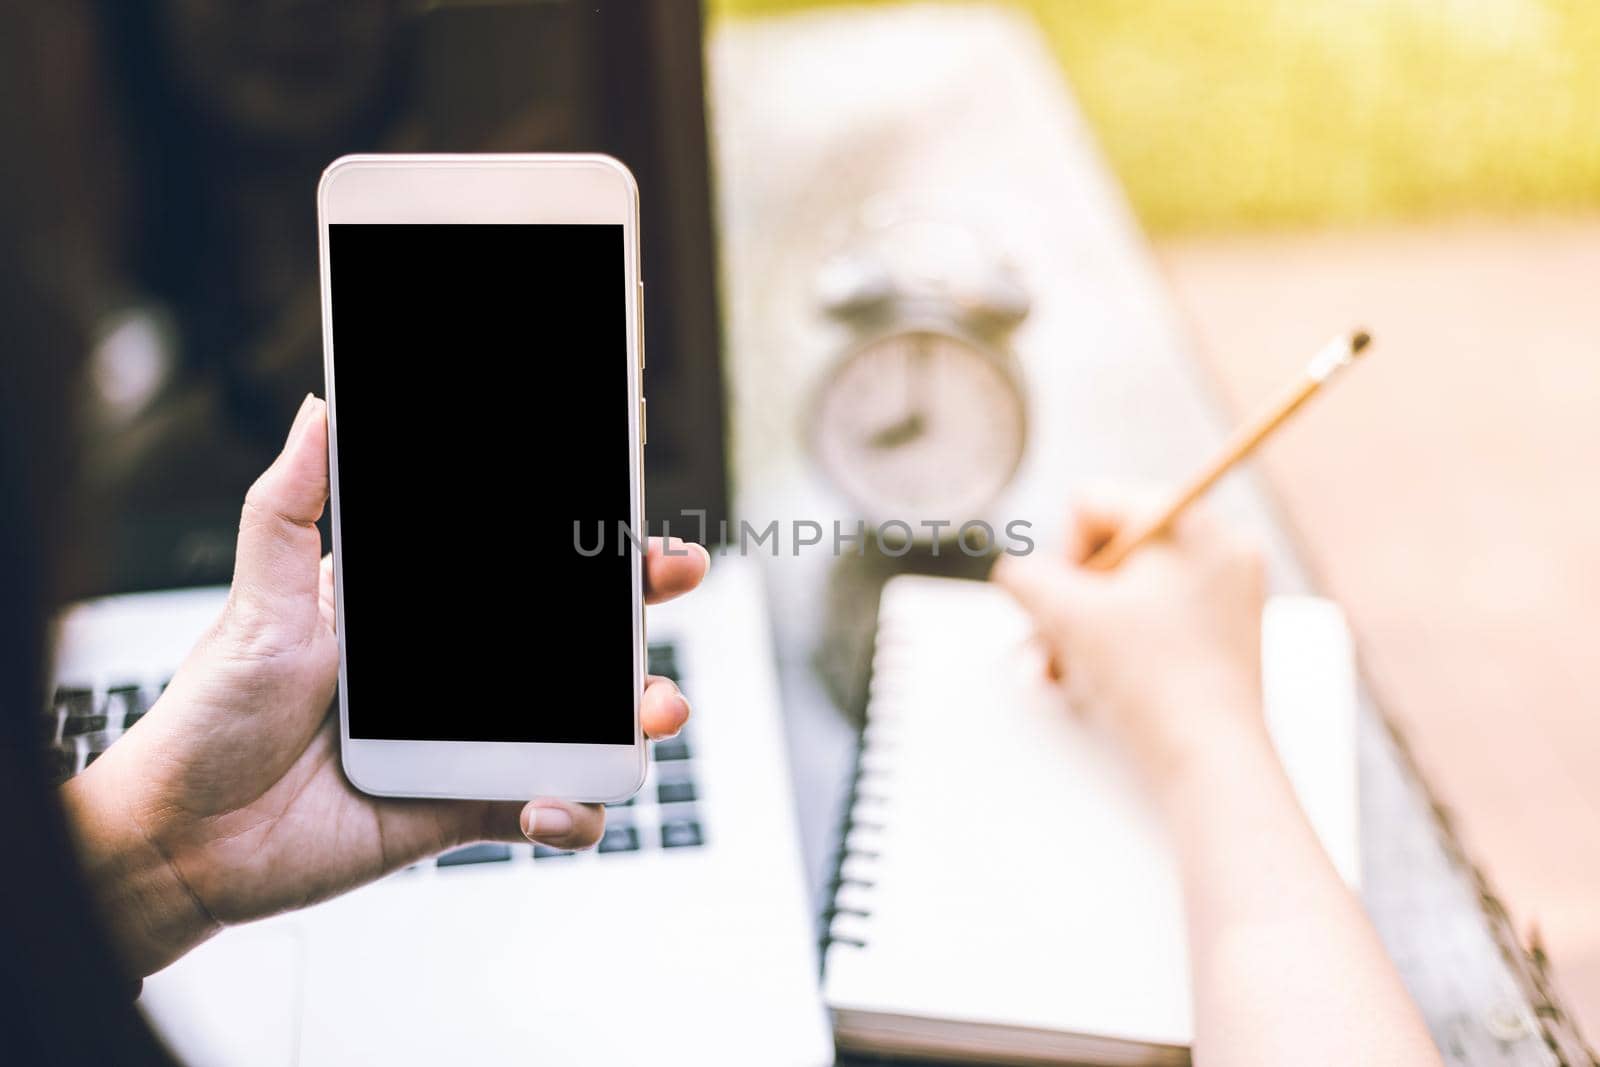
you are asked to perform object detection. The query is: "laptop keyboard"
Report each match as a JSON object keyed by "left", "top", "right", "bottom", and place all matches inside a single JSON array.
[
  {"left": 46, "top": 681, "right": 163, "bottom": 782},
  {"left": 45, "top": 639, "right": 705, "bottom": 858}
]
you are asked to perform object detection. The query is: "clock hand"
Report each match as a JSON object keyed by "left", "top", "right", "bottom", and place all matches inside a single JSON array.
[
  {"left": 865, "top": 412, "right": 926, "bottom": 449},
  {"left": 865, "top": 334, "right": 936, "bottom": 449},
  {"left": 908, "top": 333, "right": 931, "bottom": 422}
]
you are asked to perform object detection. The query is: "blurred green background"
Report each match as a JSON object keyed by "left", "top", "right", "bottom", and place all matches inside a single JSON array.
[{"left": 710, "top": 0, "right": 1600, "bottom": 234}]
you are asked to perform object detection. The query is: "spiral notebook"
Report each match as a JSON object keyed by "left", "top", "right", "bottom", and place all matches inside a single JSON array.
[{"left": 821, "top": 576, "right": 1361, "bottom": 1066}]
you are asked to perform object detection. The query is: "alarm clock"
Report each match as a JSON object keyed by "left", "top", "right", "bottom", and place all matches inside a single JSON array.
[{"left": 808, "top": 213, "right": 1030, "bottom": 531}]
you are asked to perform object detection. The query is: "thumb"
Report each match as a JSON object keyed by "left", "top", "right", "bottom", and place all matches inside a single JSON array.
[{"left": 228, "top": 395, "right": 329, "bottom": 628}]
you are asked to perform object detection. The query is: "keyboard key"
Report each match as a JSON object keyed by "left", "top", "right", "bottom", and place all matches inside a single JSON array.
[
  {"left": 653, "top": 736, "right": 691, "bottom": 762},
  {"left": 597, "top": 826, "right": 640, "bottom": 853},
  {"left": 661, "top": 818, "right": 703, "bottom": 849},
  {"left": 105, "top": 686, "right": 147, "bottom": 723},
  {"left": 54, "top": 687, "right": 94, "bottom": 717},
  {"left": 63, "top": 714, "right": 107, "bottom": 737},
  {"left": 647, "top": 643, "right": 680, "bottom": 681},
  {"left": 532, "top": 844, "right": 575, "bottom": 860},
  {"left": 50, "top": 746, "right": 79, "bottom": 783},
  {"left": 657, "top": 779, "right": 697, "bottom": 805},
  {"left": 437, "top": 844, "right": 511, "bottom": 867}
]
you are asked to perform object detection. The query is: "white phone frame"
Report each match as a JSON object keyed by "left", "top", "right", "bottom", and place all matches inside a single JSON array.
[{"left": 318, "top": 154, "right": 648, "bottom": 802}]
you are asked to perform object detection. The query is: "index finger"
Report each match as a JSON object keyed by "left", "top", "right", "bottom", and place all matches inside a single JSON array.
[{"left": 1066, "top": 485, "right": 1160, "bottom": 565}]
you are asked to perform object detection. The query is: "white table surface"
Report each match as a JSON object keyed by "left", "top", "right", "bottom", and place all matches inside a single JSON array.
[{"left": 707, "top": 5, "right": 1574, "bottom": 1064}]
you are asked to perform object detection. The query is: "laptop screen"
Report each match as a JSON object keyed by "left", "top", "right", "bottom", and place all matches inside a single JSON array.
[{"left": 69, "top": 0, "right": 726, "bottom": 597}]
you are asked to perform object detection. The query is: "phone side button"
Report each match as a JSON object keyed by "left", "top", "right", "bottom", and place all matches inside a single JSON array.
[{"left": 640, "top": 397, "right": 647, "bottom": 445}]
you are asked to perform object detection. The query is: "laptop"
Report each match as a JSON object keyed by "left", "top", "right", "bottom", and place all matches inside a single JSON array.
[
  {"left": 47, "top": 6, "right": 833, "bottom": 1063},
  {"left": 52, "top": 554, "right": 829, "bottom": 1066}
]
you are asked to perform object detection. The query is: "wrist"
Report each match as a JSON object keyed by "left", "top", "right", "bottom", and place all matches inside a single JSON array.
[
  {"left": 60, "top": 749, "right": 220, "bottom": 976},
  {"left": 1132, "top": 692, "right": 1276, "bottom": 816}
]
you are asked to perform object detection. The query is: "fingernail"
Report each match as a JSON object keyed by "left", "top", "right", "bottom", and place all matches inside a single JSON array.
[
  {"left": 659, "top": 687, "right": 691, "bottom": 739},
  {"left": 691, "top": 542, "right": 711, "bottom": 567},
  {"left": 285, "top": 393, "right": 318, "bottom": 446},
  {"left": 524, "top": 805, "right": 574, "bottom": 841}
]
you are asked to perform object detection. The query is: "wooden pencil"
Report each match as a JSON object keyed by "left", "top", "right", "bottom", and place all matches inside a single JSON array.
[{"left": 1085, "top": 330, "right": 1373, "bottom": 571}]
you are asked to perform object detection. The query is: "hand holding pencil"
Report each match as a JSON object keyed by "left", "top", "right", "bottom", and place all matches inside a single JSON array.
[
  {"left": 991, "top": 331, "right": 1441, "bottom": 1067},
  {"left": 993, "top": 329, "right": 1374, "bottom": 780}
]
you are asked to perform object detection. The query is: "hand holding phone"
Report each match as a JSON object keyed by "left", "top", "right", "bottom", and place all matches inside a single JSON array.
[{"left": 63, "top": 389, "right": 705, "bottom": 975}]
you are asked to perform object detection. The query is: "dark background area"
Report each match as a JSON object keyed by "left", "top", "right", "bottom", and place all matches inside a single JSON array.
[{"left": 44, "top": 0, "right": 724, "bottom": 598}]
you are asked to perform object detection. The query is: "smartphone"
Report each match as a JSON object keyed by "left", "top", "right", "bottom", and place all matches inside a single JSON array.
[{"left": 317, "top": 154, "right": 648, "bottom": 802}]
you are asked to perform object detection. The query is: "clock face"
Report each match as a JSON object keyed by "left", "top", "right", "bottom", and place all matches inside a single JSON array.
[{"left": 811, "top": 329, "right": 1026, "bottom": 525}]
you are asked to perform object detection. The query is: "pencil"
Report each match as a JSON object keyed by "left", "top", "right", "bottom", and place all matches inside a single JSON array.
[{"left": 1084, "top": 330, "right": 1373, "bottom": 571}]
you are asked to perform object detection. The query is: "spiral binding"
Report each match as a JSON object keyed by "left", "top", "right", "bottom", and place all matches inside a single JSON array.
[{"left": 819, "top": 613, "right": 911, "bottom": 963}]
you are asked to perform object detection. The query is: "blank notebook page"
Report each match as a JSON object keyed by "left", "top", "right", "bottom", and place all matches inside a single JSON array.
[{"left": 822, "top": 576, "right": 1360, "bottom": 1059}]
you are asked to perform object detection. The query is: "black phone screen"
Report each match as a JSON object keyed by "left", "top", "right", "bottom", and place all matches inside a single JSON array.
[{"left": 327, "top": 223, "right": 636, "bottom": 744}]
